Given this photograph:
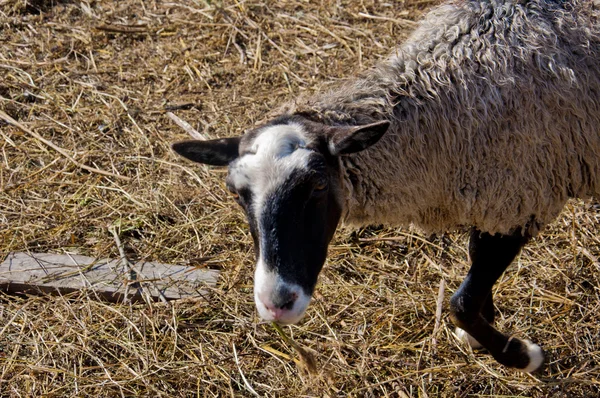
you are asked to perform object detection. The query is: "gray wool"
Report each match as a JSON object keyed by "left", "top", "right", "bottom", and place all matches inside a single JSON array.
[{"left": 284, "top": 0, "right": 600, "bottom": 236}]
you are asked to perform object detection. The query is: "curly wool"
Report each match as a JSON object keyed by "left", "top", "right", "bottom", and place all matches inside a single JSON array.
[{"left": 288, "top": 0, "right": 600, "bottom": 235}]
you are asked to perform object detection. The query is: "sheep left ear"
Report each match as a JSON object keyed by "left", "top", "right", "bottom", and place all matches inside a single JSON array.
[
  {"left": 327, "top": 120, "right": 390, "bottom": 156},
  {"left": 172, "top": 137, "right": 241, "bottom": 166}
]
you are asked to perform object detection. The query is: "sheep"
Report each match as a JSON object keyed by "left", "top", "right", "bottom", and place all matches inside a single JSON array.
[{"left": 172, "top": 0, "right": 600, "bottom": 373}]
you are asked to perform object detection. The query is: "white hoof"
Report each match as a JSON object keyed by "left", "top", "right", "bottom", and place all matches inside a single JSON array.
[
  {"left": 522, "top": 340, "right": 544, "bottom": 373},
  {"left": 455, "top": 327, "right": 483, "bottom": 349}
]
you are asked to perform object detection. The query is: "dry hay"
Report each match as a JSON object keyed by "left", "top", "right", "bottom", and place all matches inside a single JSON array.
[{"left": 1, "top": 0, "right": 600, "bottom": 396}]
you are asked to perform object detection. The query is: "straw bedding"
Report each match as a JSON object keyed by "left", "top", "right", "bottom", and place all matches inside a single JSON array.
[{"left": 1, "top": 0, "right": 600, "bottom": 396}]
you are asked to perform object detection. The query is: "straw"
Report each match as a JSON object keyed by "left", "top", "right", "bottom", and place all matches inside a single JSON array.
[{"left": 1, "top": 0, "right": 599, "bottom": 396}]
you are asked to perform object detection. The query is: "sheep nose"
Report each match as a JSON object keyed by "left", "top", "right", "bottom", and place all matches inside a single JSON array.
[{"left": 258, "top": 287, "right": 298, "bottom": 321}]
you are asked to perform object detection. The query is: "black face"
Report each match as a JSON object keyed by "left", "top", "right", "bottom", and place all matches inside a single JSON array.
[
  {"left": 219, "top": 129, "right": 346, "bottom": 323},
  {"left": 228, "top": 154, "right": 342, "bottom": 296},
  {"left": 225, "top": 142, "right": 344, "bottom": 324}
]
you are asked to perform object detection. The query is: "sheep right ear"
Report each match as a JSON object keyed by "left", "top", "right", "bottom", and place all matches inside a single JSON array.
[
  {"left": 327, "top": 120, "right": 390, "bottom": 156},
  {"left": 172, "top": 137, "right": 241, "bottom": 166}
]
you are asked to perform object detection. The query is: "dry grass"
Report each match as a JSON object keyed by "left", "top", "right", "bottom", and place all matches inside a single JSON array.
[{"left": 1, "top": 0, "right": 600, "bottom": 396}]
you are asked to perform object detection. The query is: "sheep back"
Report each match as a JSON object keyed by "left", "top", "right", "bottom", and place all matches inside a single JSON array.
[{"left": 294, "top": 0, "right": 600, "bottom": 236}]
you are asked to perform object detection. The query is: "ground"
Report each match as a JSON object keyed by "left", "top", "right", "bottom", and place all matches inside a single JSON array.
[{"left": 1, "top": 0, "right": 600, "bottom": 396}]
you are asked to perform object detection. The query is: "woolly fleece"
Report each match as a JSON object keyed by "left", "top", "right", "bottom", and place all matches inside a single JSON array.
[{"left": 288, "top": 0, "right": 600, "bottom": 235}]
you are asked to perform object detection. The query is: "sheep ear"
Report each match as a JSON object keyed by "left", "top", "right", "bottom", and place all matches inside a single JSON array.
[
  {"left": 172, "top": 137, "right": 241, "bottom": 166},
  {"left": 327, "top": 121, "right": 390, "bottom": 156}
]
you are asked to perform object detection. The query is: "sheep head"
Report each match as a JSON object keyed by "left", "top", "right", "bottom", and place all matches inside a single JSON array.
[{"left": 173, "top": 115, "right": 389, "bottom": 324}]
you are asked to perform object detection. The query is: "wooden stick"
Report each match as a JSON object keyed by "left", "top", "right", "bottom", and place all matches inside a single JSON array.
[
  {"left": 356, "top": 12, "right": 417, "bottom": 27},
  {"left": 166, "top": 111, "right": 206, "bottom": 140},
  {"left": 431, "top": 279, "right": 446, "bottom": 350},
  {"left": 1, "top": 252, "right": 219, "bottom": 303}
]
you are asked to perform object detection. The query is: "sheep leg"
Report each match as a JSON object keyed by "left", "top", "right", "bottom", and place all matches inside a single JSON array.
[
  {"left": 449, "top": 228, "right": 544, "bottom": 372},
  {"left": 454, "top": 292, "right": 494, "bottom": 349},
  {"left": 481, "top": 292, "right": 495, "bottom": 324}
]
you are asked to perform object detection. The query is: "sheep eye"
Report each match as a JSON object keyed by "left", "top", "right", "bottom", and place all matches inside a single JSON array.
[
  {"left": 313, "top": 181, "right": 328, "bottom": 195},
  {"left": 226, "top": 184, "right": 240, "bottom": 200}
]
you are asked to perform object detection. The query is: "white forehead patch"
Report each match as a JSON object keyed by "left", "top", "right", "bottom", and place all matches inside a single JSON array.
[
  {"left": 229, "top": 123, "right": 313, "bottom": 190},
  {"left": 250, "top": 124, "right": 306, "bottom": 159}
]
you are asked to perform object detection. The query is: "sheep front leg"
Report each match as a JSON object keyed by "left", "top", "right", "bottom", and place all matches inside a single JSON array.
[
  {"left": 454, "top": 292, "right": 494, "bottom": 349},
  {"left": 449, "top": 228, "right": 545, "bottom": 372}
]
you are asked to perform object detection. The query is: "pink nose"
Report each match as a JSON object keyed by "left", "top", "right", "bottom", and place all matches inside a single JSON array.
[{"left": 258, "top": 289, "right": 298, "bottom": 321}]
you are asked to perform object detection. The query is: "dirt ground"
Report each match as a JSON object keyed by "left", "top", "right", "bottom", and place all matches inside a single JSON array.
[{"left": 1, "top": 0, "right": 600, "bottom": 396}]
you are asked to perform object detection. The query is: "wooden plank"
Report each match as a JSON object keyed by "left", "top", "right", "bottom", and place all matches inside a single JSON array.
[{"left": 0, "top": 252, "right": 220, "bottom": 303}]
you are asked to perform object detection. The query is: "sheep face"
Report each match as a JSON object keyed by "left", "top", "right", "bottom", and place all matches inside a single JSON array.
[{"left": 172, "top": 116, "right": 389, "bottom": 324}]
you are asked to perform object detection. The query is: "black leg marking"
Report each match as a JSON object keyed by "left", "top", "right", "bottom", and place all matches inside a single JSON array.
[
  {"left": 481, "top": 292, "right": 494, "bottom": 325},
  {"left": 450, "top": 228, "right": 544, "bottom": 372}
]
